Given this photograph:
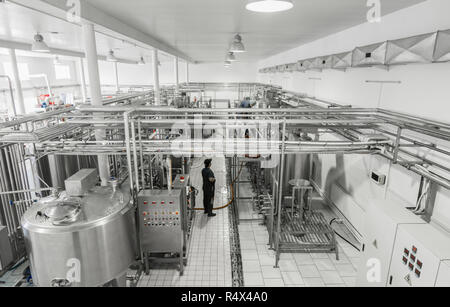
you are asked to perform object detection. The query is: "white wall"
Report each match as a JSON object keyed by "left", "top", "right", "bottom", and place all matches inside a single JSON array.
[
  {"left": 97, "top": 60, "right": 257, "bottom": 90},
  {"left": 0, "top": 52, "right": 80, "bottom": 114},
  {"left": 257, "top": 0, "right": 450, "bottom": 235}
]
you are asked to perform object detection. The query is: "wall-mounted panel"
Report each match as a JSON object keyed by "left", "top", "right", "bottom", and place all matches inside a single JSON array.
[
  {"left": 434, "top": 29, "right": 450, "bottom": 62},
  {"left": 386, "top": 32, "right": 437, "bottom": 65},
  {"left": 352, "top": 42, "right": 387, "bottom": 67}
]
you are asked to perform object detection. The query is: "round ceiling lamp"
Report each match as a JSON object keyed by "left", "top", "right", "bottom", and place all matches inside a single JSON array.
[
  {"left": 107, "top": 50, "right": 118, "bottom": 62},
  {"left": 31, "top": 33, "right": 51, "bottom": 53},
  {"left": 138, "top": 56, "right": 146, "bottom": 65},
  {"left": 230, "top": 34, "right": 246, "bottom": 53},
  {"left": 246, "top": 0, "right": 294, "bottom": 13},
  {"left": 226, "top": 52, "right": 237, "bottom": 62}
]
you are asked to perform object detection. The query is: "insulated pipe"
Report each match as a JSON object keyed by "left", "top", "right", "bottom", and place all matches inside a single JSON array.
[
  {"left": 82, "top": 22, "right": 110, "bottom": 186},
  {"left": 0, "top": 75, "right": 17, "bottom": 116},
  {"left": 78, "top": 58, "right": 88, "bottom": 103},
  {"left": 185, "top": 62, "right": 189, "bottom": 84},
  {"left": 114, "top": 62, "right": 120, "bottom": 93},
  {"left": 8, "top": 49, "right": 25, "bottom": 115},
  {"left": 152, "top": 49, "right": 160, "bottom": 105},
  {"left": 174, "top": 57, "right": 179, "bottom": 93}
]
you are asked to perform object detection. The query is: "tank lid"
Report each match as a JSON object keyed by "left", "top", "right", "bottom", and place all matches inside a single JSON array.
[{"left": 43, "top": 201, "right": 81, "bottom": 225}]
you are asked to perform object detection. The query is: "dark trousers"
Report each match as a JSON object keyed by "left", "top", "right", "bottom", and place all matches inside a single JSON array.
[{"left": 203, "top": 190, "right": 214, "bottom": 214}]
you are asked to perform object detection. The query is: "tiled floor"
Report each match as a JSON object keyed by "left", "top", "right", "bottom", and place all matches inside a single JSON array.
[
  {"left": 137, "top": 156, "right": 234, "bottom": 287},
  {"left": 237, "top": 167, "right": 361, "bottom": 287}
]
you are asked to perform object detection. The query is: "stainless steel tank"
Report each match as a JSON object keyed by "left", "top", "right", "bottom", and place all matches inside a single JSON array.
[{"left": 21, "top": 180, "right": 136, "bottom": 287}]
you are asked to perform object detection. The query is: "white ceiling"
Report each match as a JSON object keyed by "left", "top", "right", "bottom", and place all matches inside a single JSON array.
[
  {"left": 0, "top": 1, "right": 174, "bottom": 63},
  {"left": 1, "top": 0, "right": 425, "bottom": 63},
  {"left": 85, "top": 0, "right": 425, "bottom": 63}
]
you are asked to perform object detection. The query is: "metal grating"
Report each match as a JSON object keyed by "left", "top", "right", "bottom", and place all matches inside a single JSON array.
[
  {"left": 279, "top": 211, "right": 338, "bottom": 258},
  {"left": 386, "top": 32, "right": 437, "bottom": 65}
]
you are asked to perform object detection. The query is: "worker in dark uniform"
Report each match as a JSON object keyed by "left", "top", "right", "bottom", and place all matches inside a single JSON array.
[{"left": 202, "top": 159, "right": 216, "bottom": 217}]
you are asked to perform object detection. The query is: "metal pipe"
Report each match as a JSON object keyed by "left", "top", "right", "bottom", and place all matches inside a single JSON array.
[
  {"left": 0, "top": 75, "right": 17, "bottom": 116},
  {"left": 8, "top": 49, "right": 25, "bottom": 115}
]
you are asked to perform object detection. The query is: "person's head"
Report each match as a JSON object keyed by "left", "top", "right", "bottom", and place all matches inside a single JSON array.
[{"left": 204, "top": 159, "right": 212, "bottom": 168}]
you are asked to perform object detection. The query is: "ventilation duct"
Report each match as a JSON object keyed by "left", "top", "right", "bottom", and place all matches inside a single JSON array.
[
  {"left": 434, "top": 29, "right": 450, "bottom": 62},
  {"left": 285, "top": 63, "right": 297, "bottom": 72},
  {"left": 259, "top": 28, "right": 450, "bottom": 73},
  {"left": 352, "top": 42, "right": 387, "bottom": 67},
  {"left": 331, "top": 51, "right": 353, "bottom": 69},
  {"left": 386, "top": 32, "right": 437, "bottom": 65}
]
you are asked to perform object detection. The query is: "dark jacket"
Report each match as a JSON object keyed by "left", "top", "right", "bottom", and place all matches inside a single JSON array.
[{"left": 202, "top": 167, "right": 215, "bottom": 194}]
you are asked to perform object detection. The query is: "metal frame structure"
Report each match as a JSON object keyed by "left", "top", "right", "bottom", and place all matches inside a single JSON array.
[{"left": 0, "top": 82, "right": 449, "bottom": 270}]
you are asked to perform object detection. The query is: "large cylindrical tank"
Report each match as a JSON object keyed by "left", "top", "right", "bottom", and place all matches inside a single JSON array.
[
  {"left": 21, "top": 182, "right": 136, "bottom": 287},
  {"left": 282, "top": 133, "right": 311, "bottom": 196}
]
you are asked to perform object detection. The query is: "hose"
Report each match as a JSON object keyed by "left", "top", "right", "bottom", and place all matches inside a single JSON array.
[
  {"left": 193, "top": 162, "right": 245, "bottom": 211},
  {"left": 329, "top": 218, "right": 361, "bottom": 252}
]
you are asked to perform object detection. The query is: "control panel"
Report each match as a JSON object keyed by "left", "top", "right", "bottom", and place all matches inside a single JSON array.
[
  {"left": 138, "top": 189, "right": 183, "bottom": 253},
  {"left": 388, "top": 224, "right": 450, "bottom": 287}
]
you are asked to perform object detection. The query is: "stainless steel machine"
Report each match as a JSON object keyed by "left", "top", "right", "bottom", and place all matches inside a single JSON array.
[
  {"left": 138, "top": 188, "right": 185, "bottom": 274},
  {"left": 21, "top": 170, "right": 137, "bottom": 287}
]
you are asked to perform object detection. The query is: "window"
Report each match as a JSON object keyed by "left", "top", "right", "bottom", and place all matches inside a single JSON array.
[
  {"left": 54, "top": 64, "right": 71, "bottom": 80},
  {"left": 3, "top": 63, "right": 30, "bottom": 81}
]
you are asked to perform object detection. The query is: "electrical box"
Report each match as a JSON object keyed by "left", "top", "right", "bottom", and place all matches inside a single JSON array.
[
  {"left": 387, "top": 224, "right": 450, "bottom": 287},
  {"left": 436, "top": 260, "right": 450, "bottom": 287},
  {"left": 370, "top": 170, "right": 386, "bottom": 185},
  {"left": 357, "top": 200, "right": 425, "bottom": 287},
  {"left": 138, "top": 189, "right": 183, "bottom": 254},
  {"left": 64, "top": 169, "right": 98, "bottom": 197},
  {"left": 0, "top": 226, "right": 14, "bottom": 271}
]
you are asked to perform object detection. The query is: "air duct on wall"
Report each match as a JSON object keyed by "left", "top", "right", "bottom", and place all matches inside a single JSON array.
[
  {"left": 352, "top": 42, "right": 387, "bottom": 67},
  {"left": 386, "top": 32, "right": 437, "bottom": 65},
  {"left": 260, "top": 28, "right": 450, "bottom": 74},
  {"left": 434, "top": 29, "right": 450, "bottom": 62}
]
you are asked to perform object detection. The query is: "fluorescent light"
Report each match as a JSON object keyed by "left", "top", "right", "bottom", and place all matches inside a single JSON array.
[
  {"left": 230, "top": 34, "right": 246, "bottom": 53},
  {"left": 107, "top": 50, "right": 118, "bottom": 62},
  {"left": 226, "top": 52, "right": 237, "bottom": 62},
  {"left": 31, "top": 34, "right": 50, "bottom": 53},
  {"left": 246, "top": 0, "right": 294, "bottom": 13},
  {"left": 138, "top": 56, "right": 146, "bottom": 65}
]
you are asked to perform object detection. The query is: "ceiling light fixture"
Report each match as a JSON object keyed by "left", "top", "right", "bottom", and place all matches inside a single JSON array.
[
  {"left": 230, "top": 34, "right": 246, "bottom": 53},
  {"left": 226, "top": 52, "right": 237, "bottom": 62},
  {"left": 224, "top": 60, "right": 232, "bottom": 68},
  {"left": 246, "top": 0, "right": 294, "bottom": 13},
  {"left": 138, "top": 56, "right": 146, "bottom": 65},
  {"left": 107, "top": 50, "right": 118, "bottom": 62},
  {"left": 31, "top": 33, "right": 50, "bottom": 53},
  {"left": 53, "top": 56, "right": 62, "bottom": 65}
]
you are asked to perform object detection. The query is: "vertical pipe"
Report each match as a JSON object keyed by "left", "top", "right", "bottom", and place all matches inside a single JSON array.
[
  {"left": 114, "top": 62, "right": 120, "bottom": 93},
  {"left": 78, "top": 58, "right": 88, "bottom": 103},
  {"left": 152, "top": 49, "right": 160, "bottom": 105},
  {"left": 185, "top": 62, "right": 190, "bottom": 84},
  {"left": 8, "top": 49, "right": 25, "bottom": 115},
  {"left": 82, "top": 22, "right": 110, "bottom": 186},
  {"left": 174, "top": 57, "right": 179, "bottom": 92},
  {"left": 274, "top": 119, "right": 286, "bottom": 268}
]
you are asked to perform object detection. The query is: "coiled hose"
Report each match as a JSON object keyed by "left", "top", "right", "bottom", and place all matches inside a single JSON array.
[{"left": 193, "top": 162, "right": 245, "bottom": 211}]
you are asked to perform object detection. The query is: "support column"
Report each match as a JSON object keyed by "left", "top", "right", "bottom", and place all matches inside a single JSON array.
[
  {"left": 185, "top": 62, "right": 190, "bottom": 84},
  {"left": 152, "top": 49, "right": 160, "bottom": 105},
  {"left": 174, "top": 57, "right": 179, "bottom": 91},
  {"left": 8, "top": 49, "right": 25, "bottom": 115},
  {"left": 114, "top": 62, "right": 120, "bottom": 93},
  {"left": 82, "top": 22, "right": 110, "bottom": 186},
  {"left": 78, "top": 58, "right": 88, "bottom": 103}
]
